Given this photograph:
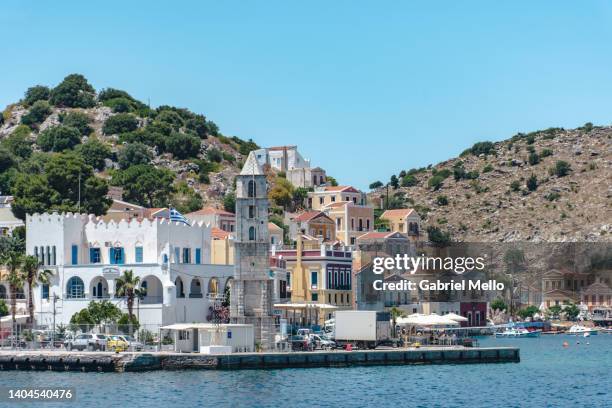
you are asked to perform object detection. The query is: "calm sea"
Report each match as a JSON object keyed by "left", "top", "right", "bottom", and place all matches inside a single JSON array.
[{"left": 0, "top": 335, "right": 610, "bottom": 408}]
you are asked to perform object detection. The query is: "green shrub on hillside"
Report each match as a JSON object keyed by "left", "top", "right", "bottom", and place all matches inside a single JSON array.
[
  {"left": 50, "top": 74, "right": 96, "bottom": 108},
  {"left": 551, "top": 160, "right": 571, "bottom": 177},
  {"left": 166, "top": 132, "right": 200, "bottom": 159},
  {"left": 103, "top": 113, "right": 138, "bottom": 135},
  {"left": 75, "top": 138, "right": 112, "bottom": 171},
  {"left": 23, "top": 85, "right": 51, "bottom": 106},
  {"left": 37, "top": 126, "right": 81, "bottom": 152},
  {"left": 59, "top": 111, "right": 92, "bottom": 136},
  {"left": 117, "top": 143, "right": 153, "bottom": 169},
  {"left": 21, "top": 100, "right": 51, "bottom": 129}
]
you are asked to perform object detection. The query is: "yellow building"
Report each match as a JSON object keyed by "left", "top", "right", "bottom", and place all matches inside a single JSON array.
[
  {"left": 289, "top": 211, "right": 336, "bottom": 242},
  {"left": 380, "top": 208, "right": 421, "bottom": 240},
  {"left": 324, "top": 202, "right": 374, "bottom": 246},
  {"left": 307, "top": 186, "right": 365, "bottom": 210}
]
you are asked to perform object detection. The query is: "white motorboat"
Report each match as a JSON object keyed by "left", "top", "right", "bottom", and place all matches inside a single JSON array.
[
  {"left": 566, "top": 325, "right": 598, "bottom": 335},
  {"left": 495, "top": 327, "right": 541, "bottom": 338}
]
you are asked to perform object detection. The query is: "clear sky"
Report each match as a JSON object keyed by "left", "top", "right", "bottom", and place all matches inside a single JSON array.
[{"left": 2, "top": 1, "right": 612, "bottom": 189}]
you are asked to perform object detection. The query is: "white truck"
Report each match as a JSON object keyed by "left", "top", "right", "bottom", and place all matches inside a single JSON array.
[{"left": 333, "top": 311, "right": 390, "bottom": 349}]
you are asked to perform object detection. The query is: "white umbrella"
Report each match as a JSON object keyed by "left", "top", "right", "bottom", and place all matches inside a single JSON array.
[
  {"left": 444, "top": 312, "right": 468, "bottom": 322},
  {"left": 396, "top": 313, "right": 459, "bottom": 326}
]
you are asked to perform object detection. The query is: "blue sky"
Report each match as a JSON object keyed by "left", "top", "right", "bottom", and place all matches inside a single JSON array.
[{"left": 2, "top": 1, "right": 612, "bottom": 189}]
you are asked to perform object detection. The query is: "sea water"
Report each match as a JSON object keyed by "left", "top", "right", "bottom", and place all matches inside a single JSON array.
[{"left": 0, "top": 335, "right": 610, "bottom": 408}]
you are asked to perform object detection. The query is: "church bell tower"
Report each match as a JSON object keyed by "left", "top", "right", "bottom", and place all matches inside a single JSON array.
[{"left": 230, "top": 151, "right": 275, "bottom": 350}]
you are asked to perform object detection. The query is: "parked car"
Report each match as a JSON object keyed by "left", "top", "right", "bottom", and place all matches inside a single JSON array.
[
  {"left": 121, "top": 335, "right": 144, "bottom": 351},
  {"left": 289, "top": 335, "right": 314, "bottom": 351},
  {"left": 309, "top": 334, "right": 336, "bottom": 350},
  {"left": 64, "top": 334, "right": 108, "bottom": 351},
  {"left": 107, "top": 335, "right": 129, "bottom": 352}
]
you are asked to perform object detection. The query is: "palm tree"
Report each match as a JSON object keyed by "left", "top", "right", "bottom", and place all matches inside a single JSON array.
[
  {"left": 0, "top": 238, "right": 26, "bottom": 327},
  {"left": 390, "top": 306, "right": 405, "bottom": 337},
  {"left": 22, "top": 255, "right": 53, "bottom": 328},
  {"left": 115, "top": 270, "right": 143, "bottom": 319}
]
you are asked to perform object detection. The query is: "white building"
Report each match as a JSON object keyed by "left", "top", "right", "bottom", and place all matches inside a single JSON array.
[
  {"left": 252, "top": 146, "right": 327, "bottom": 188},
  {"left": 27, "top": 212, "right": 233, "bottom": 330}
]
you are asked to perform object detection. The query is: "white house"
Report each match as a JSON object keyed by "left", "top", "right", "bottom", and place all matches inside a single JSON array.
[
  {"left": 252, "top": 146, "right": 327, "bottom": 188},
  {"left": 27, "top": 212, "right": 234, "bottom": 330}
]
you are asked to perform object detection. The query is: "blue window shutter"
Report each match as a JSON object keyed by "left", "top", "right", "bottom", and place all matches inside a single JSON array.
[
  {"left": 118, "top": 248, "right": 124, "bottom": 265},
  {"left": 195, "top": 248, "right": 201, "bottom": 264},
  {"left": 135, "top": 247, "right": 143, "bottom": 263},
  {"left": 71, "top": 245, "right": 78, "bottom": 265},
  {"left": 109, "top": 248, "right": 115, "bottom": 265}
]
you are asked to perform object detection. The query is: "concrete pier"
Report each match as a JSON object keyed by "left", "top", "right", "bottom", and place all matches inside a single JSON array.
[{"left": 0, "top": 347, "right": 519, "bottom": 372}]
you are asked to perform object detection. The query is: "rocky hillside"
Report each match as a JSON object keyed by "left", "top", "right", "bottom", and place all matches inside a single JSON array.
[
  {"left": 370, "top": 125, "right": 611, "bottom": 242},
  {"left": 0, "top": 74, "right": 258, "bottom": 217}
]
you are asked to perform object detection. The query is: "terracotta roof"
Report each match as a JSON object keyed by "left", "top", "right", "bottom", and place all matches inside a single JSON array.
[
  {"left": 357, "top": 231, "right": 408, "bottom": 241},
  {"left": 322, "top": 185, "right": 360, "bottom": 193},
  {"left": 268, "top": 222, "right": 283, "bottom": 231},
  {"left": 324, "top": 202, "right": 348, "bottom": 209},
  {"left": 211, "top": 227, "right": 231, "bottom": 239},
  {"left": 381, "top": 208, "right": 415, "bottom": 218},
  {"left": 294, "top": 211, "right": 325, "bottom": 222},
  {"left": 268, "top": 145, "right": 297, "bottom": 151},
  {"left": 187, "top": 207, "right": 235, "bottom": 217}
]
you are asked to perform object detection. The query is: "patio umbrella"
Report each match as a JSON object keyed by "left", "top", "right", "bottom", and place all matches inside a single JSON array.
[{"left": 444, "top": 312, "right": 468, "bottom": 322}]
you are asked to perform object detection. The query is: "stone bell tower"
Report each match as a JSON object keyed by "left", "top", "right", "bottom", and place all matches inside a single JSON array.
[{"left": 230, "top": 151, "right": 275, "bottom": 350}]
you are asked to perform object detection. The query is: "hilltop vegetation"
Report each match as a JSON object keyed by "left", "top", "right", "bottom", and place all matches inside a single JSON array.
[
  {"left": 370, "top": 125, "right": 611, "bottom": 242},
  {"left": 0, "top": 74, "right": 259, "bottom": 219}
]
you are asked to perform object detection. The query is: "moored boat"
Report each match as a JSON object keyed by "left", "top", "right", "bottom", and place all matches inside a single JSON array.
[
  {"left": 566, "top": 325, "right": 599, "bottom": 335},
  {"left": 495, "top": 328, "right": 541, "bottom": 338}
]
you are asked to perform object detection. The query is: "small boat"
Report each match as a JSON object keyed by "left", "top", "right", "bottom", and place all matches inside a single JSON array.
[
  {"left": 566, "top": 325, "right": 598, "bottom": 336},
  {"left": 495, "top": 328, "right": 541, "bottom": 338}
]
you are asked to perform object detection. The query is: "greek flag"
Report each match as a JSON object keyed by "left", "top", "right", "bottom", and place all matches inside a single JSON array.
[{"left": 169, "top": 208, "right": 190, "bottom": 225}]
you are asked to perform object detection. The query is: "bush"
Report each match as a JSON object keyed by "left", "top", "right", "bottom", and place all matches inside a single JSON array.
[
  {"left": 369, "top": 181, "right": 383, "bottom": 189},
  {"left": 207, "top": 147, "right": 223, "bottom": 163},
  {"left": 21, "top": 100, "right": 51, "bottom": 128},
  {"left": 428, "top": 175, "right": 444, "bottom": 190},
  {"left": 525, "top": 134, "right": 535, "bottom": 145},
  {"left": 510, "top": 180, "right": 520, "bottom": 192},
  {"left": 482, "top": 164, "right": 494, "bottom": 173},
  {"left": 0, "top": 148, "right": 16, "bottom": 172},
  {"left": 528, "top": 152, "right": 540, "bottom": 165},
  {"left": 118, "top": 143, "right": 153, "bottom": 169},
  {"left": 401, "top": 174, "right": 417, "bottom": 187},
  {"left": 50, "top": 73, "right": 96, "bottom": 108},
  {"left": 517, "top": 305, "right": 539, "bottom": 319},
  {"left": 185, "top": 115, "right": 209, "bottom": 138},
  {"left": 526, "top": 174, "right": 538, "bottom": 191},
  {"left": 166, "top": 133, "right": 201, "bottom": 159},
  {"left": 75, "top": 139, "right": 112, "bottom": 171},
  {"left": 467, "top": 141, "right": 495, "bottom": 156},
  {"left": 491, "top": 298, "right": 507, "bottom": 312},
  {"left": 103, "top": 97, "right": 133, "bottom": 113},
  {"left": 436, "top": 195, "right": 449, "bottom": 206},
  {"left": 552, "top": 160, "right": 571, "bottom": 177},
  {"left": 545, "top": 192, "right": 560, "bottom": 201},
  {"left": 223, "top": 193, "right": 235, "bottom": 213},
  {"left": 1, "top": 131, "right": 32, "bottom": 159},
  {"left": 37, "top": 126, "right": 81, "bottom": 152},
  {"left": 156, "top": 110, "right": 184, "bottom": 130},
  {"left": 582, "top": 122, "right": 593, "bottom": 133},
  {"left": 59, "top": 111, "right": 92, "bottom": 136},
  {"left": 103, "top": 113, "right": 138, "bottom": 135},
  {"left": 427, "top": 226, "right": 451, "bottom": 247},
  {"left": 23, "top": 85, "right": 51, "bottom": 106},
  {"left": 453, "top": 166, "right": 466, "bottom": 180},
  {"left": 98, "top": 88, "right": 133, "bottom": 102},
  {"left": 539, "top": 148, "right": 553, "bottom": 158}
]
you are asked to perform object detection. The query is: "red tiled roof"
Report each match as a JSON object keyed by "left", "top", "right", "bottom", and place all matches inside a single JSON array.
[
  {"left": 294, "top": 210, "right": 324, "bottom": 222},
  {"left": 323, "top": 185, "right": 360, "bottom": 193},
  {"left": 381, "top": 208, "right": 415, "bottom": 218},
  {"left": 268, "top": 222, "right": 282, "bottom": 231},
  {"left": 188, "top": 207, "right": 235, "bottom": 217},
  {"left": 357, "top": 231, "right": 408, "bottom": 241},
  {"left": 268, "top": 145, "right": 297, "bottom": 151},
  {"left": 324, "top": 202, "right": 348, "bottom": 209},
  {"left": 211, "top": 227, "right": 231, "bottom": 239}
]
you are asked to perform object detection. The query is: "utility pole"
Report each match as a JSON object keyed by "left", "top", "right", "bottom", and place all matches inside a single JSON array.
[
  {"left": 51, "top": 293, "right": 59, "bottom": 348},
  {"left": 77, "top": 172, "right": 81, "bottom": 213}
]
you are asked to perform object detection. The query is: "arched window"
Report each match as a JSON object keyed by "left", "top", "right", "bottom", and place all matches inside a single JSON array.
[
  {"left": 248, "top": 226, "right": 256, "bottom": 241},
  {"left": 66, "top": 277, "right": 85, "bottom": 299},
  {"left": 248, "top": 180, "right": 256, "bottom": 198},
  {"left": 175, "top": 277, "right": 185, "bottom": 298}
]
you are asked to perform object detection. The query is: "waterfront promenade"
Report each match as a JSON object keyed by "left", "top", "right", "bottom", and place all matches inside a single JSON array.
[{"left": 0, "top": 346, "right": 519, "bottom": 372}]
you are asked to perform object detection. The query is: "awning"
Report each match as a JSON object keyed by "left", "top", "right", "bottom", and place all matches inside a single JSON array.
[
  {"left": 0, "top": 314, "right": 29, "bottom": 324},
  {"left": 396, "top": 313, "right": 459, "bottom": 326},
  {"left": 444, "top": 312, "right": 468, "bottom": 322},
  {"left": 274, "top": 303, "right": 339, "bottom": 310}
]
